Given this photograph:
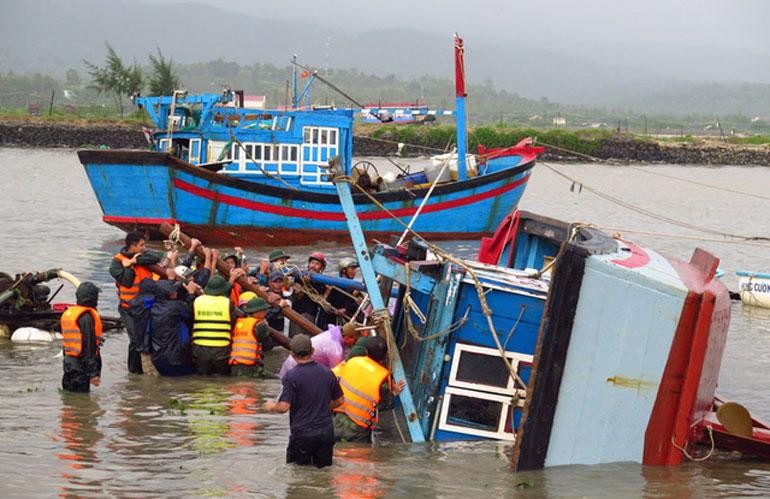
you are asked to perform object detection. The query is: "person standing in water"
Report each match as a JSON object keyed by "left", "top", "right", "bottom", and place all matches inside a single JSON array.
[{"left": 61, "top": 282, "right": 103, "bottom": 393}]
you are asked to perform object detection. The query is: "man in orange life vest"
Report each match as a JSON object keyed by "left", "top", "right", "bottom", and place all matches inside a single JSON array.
[
  {"left": 109, "top": 230, "right": 161, "bottom": 374},
  {"left": 61, "top": 282, "right": 103, "bottom": 393},
  {"left": 332, "top": 336, "right": 405, "bottom": 442},
  {"left": 229, "top": 297, "right": 272, "bottom": 378}
]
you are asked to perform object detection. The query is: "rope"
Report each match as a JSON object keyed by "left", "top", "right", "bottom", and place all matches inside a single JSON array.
[
  {"left": 502, "top": 305, "right": 526, "bottom": 347},
  {"left": 163, "top": 223, "right": 182, "bottom": 251},
  {"left": 625, "top": 164, "right": 770, "bottom": 202},
  {"left": 397, "top": 148, "right": 455, "bottom": 245},
  {"left": 402, "top": 263, "right": 469, "bottom": 341},
  {"left": 671, "top": 426, "right": 715, "bottom": 462},
  {"left": 355, "top": 134, "right": 449, "bottom": 153},
  {"left": 594, "top": 226, "right": 770, "bottom": 249},
  {"left": 333, "top": 173, "right": 528, "bottom": 389},
  {"left": 540, "top": 161, "right": 770, "bottom": 242}
]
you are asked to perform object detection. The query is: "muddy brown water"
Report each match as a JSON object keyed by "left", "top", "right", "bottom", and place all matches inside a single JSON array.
[{"left": 1, "top": 148, "right": 769, "bottom": 497}]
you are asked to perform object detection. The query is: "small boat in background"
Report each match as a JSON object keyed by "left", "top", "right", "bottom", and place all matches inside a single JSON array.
[{"left": 736, "top": 270, "right": 770, "bottom": 308}]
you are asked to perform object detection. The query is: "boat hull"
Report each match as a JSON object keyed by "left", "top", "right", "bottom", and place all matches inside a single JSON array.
[
  {"left": 509, "top": 214, "right": 731, "bottom": 469},
  {"left": 78, "top": 150, "right": 536, "bottom": 245}
]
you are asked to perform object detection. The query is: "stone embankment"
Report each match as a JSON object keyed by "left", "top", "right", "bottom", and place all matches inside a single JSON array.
[
  {"left": 2, "top": 121, "right": 770, "bottom": 166},
  {"left": 0, "top": 121, "right": 147, "bottom": 149}
]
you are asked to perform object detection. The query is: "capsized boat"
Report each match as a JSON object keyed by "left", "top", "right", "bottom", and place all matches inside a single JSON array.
[
  {"left": 77, "top": 35, "right": 543, "bottom": 245},
  {"left": 736, "top": 270, "right": 770, "bottom": 308},
  {"left": 330, "top": 143, "right": 752, "bottom": 467}
]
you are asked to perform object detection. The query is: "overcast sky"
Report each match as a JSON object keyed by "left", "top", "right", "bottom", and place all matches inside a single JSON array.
[{"left": 161, "top": 0, "right": 769, "bottom": 56}]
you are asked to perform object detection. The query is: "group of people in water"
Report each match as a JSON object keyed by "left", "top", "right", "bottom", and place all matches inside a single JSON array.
[{"left": 61, "top": 230, "right": 404, "bottom": 467}]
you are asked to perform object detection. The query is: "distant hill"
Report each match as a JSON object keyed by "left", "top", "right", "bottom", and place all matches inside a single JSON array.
[{"left": 3, "top": 0, "right": 770, "bottom": 117}]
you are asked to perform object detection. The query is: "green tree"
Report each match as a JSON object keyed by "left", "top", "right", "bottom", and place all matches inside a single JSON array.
[
  {"left": 64, "top": 68, "right": 81, "bottom": 88},
  {"left": 84, "top": 43, "right": 143, "bottom": 117},
  {"left": 148, "top": 47, "right": 181, "bottom": 96}
]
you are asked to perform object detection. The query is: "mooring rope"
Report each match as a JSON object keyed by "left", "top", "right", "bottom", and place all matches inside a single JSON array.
[
  {"left": 671, "top": 426, "right": 715, "bottom": 462},
  {"left": 540, "top": 161, "right": 770, "bottom": 242}
]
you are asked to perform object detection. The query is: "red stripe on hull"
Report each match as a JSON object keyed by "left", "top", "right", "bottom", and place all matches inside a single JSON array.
[
  {"left": 172, "top": 174, "right": 530, "bottom": 221},
  {"left": 611, "top": 240, "right": 651, "bottom": 268},
  {"left": 105, "top": 220, "right": 491, "bottom": 246}
]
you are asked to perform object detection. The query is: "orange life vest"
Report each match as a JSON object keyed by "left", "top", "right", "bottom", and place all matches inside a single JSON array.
[
  {"left": 113, "top": 253, "right": 159, "bottom": 309},
  {"left": 229, "top": 281, "right": 243, "bottom": 308},
  {"left": 60, "top": 305, "right": 103, "bottom": 357},
  {"left": 229, "top": 317, "right": 263, "bottom": 366},
  {"left": 332, "top": 357, "right": 390, "bottom": 429}
]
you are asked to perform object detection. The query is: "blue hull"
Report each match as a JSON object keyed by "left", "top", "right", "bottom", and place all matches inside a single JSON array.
[{"left": 77, "top": 150, "right": 536, "bottom": 245}]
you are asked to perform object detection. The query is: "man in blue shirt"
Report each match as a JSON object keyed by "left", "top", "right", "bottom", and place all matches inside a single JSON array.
[{"left": 264, "top": 334, "right": 344, "bottom": 468}]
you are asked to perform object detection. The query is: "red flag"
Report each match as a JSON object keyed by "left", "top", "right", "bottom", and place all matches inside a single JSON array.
[{"left": 300, "top": 70, "right": 310, "bottom": 79}]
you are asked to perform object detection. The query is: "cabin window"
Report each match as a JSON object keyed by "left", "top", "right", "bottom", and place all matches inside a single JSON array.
[
  {"left": 447, "top": 392, "right": 502, "bottom": 431},
  {"left": 158, "top": 138, "right": 171, "bottom": 153},
  {"left": 455, "top": 351, "right": 511, "bottom": 390},
  {"left": 226, "top": 141, "right": 299, "bottom": 177},
  {"left": 300, "top": 126, "right": 339, "bottom": 186},
  {"left": 438, "top": 387, "right": 516, "bottom": 441},
  {"left": 436, "top": 343, "right": 532, "bottom": 441},
  {"left": 189, "top": 138, "right": 202, "bottom": 164},
  {"left": 447, "top": 343, "right": 532, "bottom": 396}
]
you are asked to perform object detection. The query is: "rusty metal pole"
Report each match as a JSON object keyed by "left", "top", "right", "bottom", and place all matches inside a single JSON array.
[{"left": 158, "top": 222, "right": 322, "bottom": 338}]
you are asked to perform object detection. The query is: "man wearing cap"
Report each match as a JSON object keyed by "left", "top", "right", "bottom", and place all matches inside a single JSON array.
[
  {"left": 192, "top": 274, "right": 236, "bottom": 375},
  {"left": 229, "top": 297, "right": 272, "bottom": 377},
  {"left": 332, "top": 336, "right": 406, "bottom": 442},
  {"left": 328, "top": 257, "right": 362, "bottom": 325},
  {"left": 268, "top": 249, "right": 291, "bottom": 271},
  {"left": 278, "top": 322, "right": 365, "bottom": 378},
  {"left": 265, "top": 271, "right": 290, "bottom": 335},
  {"left": 264, "top": 334, "right": 344, "bottom": 468},
  {"left": 61, "top": 282, "right": 102, "bottom": 393},
  {"left": 289, "top": 252, "right": 330, "bottom": 336}
]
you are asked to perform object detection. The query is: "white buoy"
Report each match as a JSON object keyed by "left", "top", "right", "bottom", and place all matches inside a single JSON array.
[{"left": 11, "top": 327, "right": 58, "bottom": 343}]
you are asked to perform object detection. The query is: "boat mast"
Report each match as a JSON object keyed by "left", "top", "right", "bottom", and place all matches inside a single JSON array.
[
  {"left": 292, "top": 54, "right": 298, "bottom": 109},
  {"left": 331, "top": 160, "right": 426, "bottom": 443},
  {"left": 454, "top": 33, "right": 468, "bottom": 181}
]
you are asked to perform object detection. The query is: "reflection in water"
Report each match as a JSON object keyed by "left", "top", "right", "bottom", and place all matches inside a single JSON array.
[
  {"left": 226, "top": 381, "right": 266, "bottom": 448},
  {"left": 330, "top": 446, "right": 388, "bottom": 499},
  {"left": 56, "top": 392, "right": 105, "bottom": 497}
]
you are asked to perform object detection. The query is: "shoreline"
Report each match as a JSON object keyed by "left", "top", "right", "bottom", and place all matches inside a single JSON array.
[{"left": 2, "top": 120, "right": 770, "bottom": 166}]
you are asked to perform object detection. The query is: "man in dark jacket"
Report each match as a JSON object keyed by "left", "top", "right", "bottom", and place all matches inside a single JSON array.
[
  {"left": 128, "top": 278, "right": 158, "bottom": 357},
  {"left": 61, "top": 282, "right": 102, "bottom": 393},
  {"left": 149, "top": 280, "right": 197, "bottom": 376}
]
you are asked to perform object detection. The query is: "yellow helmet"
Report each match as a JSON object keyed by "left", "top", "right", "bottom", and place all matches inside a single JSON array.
[{"left": 238, "top": 291, "right": 258, "bottom": 306}]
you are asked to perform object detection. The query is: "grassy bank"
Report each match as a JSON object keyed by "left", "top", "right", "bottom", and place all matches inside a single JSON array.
[{"left": 362, "top": 124, "right": 617, "bottom": 157}]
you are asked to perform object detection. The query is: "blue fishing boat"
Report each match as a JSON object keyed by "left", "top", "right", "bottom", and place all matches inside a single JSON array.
[{"left": 77, "top": 35, "right": 542, "bottom": 245}]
